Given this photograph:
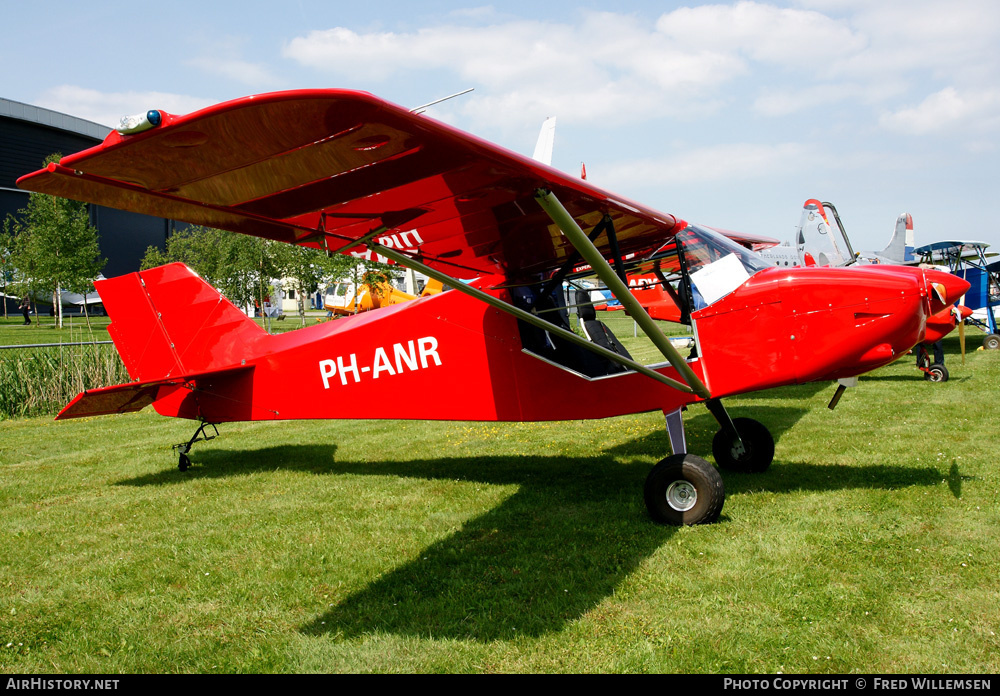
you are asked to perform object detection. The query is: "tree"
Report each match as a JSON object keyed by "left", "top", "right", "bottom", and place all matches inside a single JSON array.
[
  {"left": 141, "top": 224, "right": 400, "bottom": 328},
  {"left": 142, "top": 226, "right": 332, "bottom": 327},
  {"left": 141, "top": 225, "right": 263, "bottom": 309},
  {"left": 6, "top": 154, "right": 106, "bottom": 329},
  {"left": 0, "top": 217, "right": 14, "bottom": 320},
  {"left": 274, "top": 243, "right": 362, "bottom": 325}
]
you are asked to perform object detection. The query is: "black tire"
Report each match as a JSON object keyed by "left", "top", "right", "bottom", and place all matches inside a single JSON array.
[
  {"left": 644, "top": 454, "right": 725, "bottom": 526},
  {"left": 985, "top": 334, "right": 1000, "bottom": 351},
  {"left": 178, "top": 453, "right": 191, "bottom": 472},
  {"left": 712, "top": 417, "right": 775, "bottom": 473},
  {"left": 924, "top": 363, "right": 949, "bottom": 382}
]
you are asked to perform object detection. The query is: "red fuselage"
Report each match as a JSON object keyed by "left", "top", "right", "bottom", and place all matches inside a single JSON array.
[
  {"left": 694, "top": 264, "right": 968, "bottom": 396},
  {"left": 59, "top": 261, "right": 968, "bottom": 425}
]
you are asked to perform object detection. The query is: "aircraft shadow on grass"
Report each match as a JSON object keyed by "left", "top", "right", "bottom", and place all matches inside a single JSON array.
[
  {"left": 862, "top": 374, "right": 973, "bottom": 384},
  {"left": 114, "top": 403, "right": 948, "bottom": 642},
  {"left": 729, "top": 381, "right": 831, "bottom": 401},
  {"left": 111, "top": 396, "right": 960, "bottom": 642},
  {"left": 604, "top": 404, "right": 810, "bottom": 461},
  {"left": 115, "top": 444, "right": 343, "bottom": 487},
  {"left": 296, "top": 453, "right": 944, "bottom": 642}
]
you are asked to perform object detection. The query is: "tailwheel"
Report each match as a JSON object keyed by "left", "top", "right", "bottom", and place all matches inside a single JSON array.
[
  {"left": 172, "top": 421, "right": 219, "bottom": 472},
  {"left": 712, "top": 417, "right": 775, "bottom": 473},
  {"left": 924, "top": 363, "right": 949, "bottom": 382},
  {"left": 985, "top": 334, "right": 1000, "bottom": 351},
  {"left": 644, "top": 454, "right": 725, "bottom": 526}
]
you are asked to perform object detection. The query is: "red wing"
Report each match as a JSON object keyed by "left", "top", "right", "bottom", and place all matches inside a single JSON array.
[
  {"left": 708, "top": 227, "right": 780, "bottom": 252},
  {"left": 18, "top": 89, "right": 690, "bottom": 283}
]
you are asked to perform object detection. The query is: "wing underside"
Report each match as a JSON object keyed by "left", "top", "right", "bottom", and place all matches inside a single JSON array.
[{"left": 18, "top": 89, "right": 692, "bottom": 284}]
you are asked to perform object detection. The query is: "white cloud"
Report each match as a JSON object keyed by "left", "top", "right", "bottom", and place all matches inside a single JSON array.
[
  {"left": 186, "top": 56, "right": 280, "bottom": 88},
  {"left": 35, "top": 86, "right": 216, "bottom": 130},
  {"left": 655, "top": 1, "right": 866, "bottom": 70},
  {"left": 879, "top": 87, "right": 1000, "bottom": 135},
  {"left": 280, "top": 3, "right": 996, "bottom": 134},
  {"left": 185, "top": 36, "right": 283, "bottom": 88},
  {"left": 281, "top": 13, "right": 750, "bottom": 129},
  {"left": 820, "top": 1, "right": 1000, "bottom": 83},
  {"left": 600, "top": 142, "right": 812, "bottom": 189}
]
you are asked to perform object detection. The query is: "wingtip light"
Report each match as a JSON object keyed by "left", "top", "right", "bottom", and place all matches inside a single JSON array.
[{"left": 117, "top": 110, "right": 162, "bottom": 135}]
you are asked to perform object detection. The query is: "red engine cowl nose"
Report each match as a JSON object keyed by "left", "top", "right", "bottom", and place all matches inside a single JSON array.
[
  {"left": 923, "top": 303, "right": 974, "bottom": 344},
  {"left": 924, "top": 269, "right": 971, "bottom": 313}
]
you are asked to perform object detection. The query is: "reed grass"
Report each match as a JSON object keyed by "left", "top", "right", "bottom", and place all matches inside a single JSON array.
[{"left": 0, "top": 343, "right": 129, "bottom": 419}]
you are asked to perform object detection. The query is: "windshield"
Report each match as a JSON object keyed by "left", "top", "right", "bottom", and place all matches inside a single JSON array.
[
  {"left": 644, "top": 224, "right": 770, "bottom": 309},
  {"left": 680, "top": 224, "right": 769, "bottom": 307},
  {"left": 675, "top": 224, "right": 771, "bottom": 276}
]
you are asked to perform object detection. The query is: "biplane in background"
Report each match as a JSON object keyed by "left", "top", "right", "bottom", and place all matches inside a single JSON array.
[
  {"left": 17, "top": 90, "right": 969, "bottom": 525},
  {"left": 915, "top": 240, "right": 1000, "bottom": 351}
]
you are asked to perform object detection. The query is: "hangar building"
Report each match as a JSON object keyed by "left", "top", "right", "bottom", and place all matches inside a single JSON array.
[{"left": 1, "top": 98, "right": 179, "bottom": 282}]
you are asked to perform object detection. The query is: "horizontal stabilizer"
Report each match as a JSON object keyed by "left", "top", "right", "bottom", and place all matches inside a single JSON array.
[
  {"left": 56, "top": 364, "right": 255, "bottom": 420},
  {"left": 56, "top": 380, "right": 176, "bottom": 420}
]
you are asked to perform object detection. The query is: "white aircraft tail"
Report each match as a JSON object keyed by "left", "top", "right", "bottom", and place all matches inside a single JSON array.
[
  {"left": 878, "top": 213, "right": 914, "bottom": 264},
  {"left": 532, "top": 116, "right": 557, "bottom": 166}
]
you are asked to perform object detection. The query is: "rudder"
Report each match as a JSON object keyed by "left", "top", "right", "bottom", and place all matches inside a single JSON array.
[{"left": 100, "top": 262, "right": 266, "bottom": 382}]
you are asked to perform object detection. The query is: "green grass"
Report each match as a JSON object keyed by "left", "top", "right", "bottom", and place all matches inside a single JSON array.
[{"left": 1, "top": 319, "right": 998, "bottom": 673}]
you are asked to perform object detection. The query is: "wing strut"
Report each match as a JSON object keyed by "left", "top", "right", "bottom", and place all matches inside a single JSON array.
[
  {"left": 365, "top": 240, "right": 696, "bottom": 393},
  {"left": 534, "top": 189, "right": 712, "bottom": 400}
]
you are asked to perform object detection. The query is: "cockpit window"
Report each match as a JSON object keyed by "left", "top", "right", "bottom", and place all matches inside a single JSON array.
[
  {"left": 642, "top": 223, "right": 770, "bottom": 314},
  {"left": 674, "top": 224, "right": 771, "bottom": 277},
  {"left": 674, "top": 224, "right": 769, "bottom": 307}
]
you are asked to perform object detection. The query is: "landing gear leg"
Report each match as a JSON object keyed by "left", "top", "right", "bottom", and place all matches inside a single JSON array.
[
  {"left": 172, "top": 421, "right": 219, "bottom": 471},
  {"left": 706, "top": 398, "right": 774, "bottom": 473},
  {"left": 663, "top": 407, "right": 687, "bottom": 455}
]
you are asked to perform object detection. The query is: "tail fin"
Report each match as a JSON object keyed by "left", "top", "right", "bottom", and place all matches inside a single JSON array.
[
  {"left": 878, "top": 213, "right": 914, "bottom": 264},
  {"left": 532, "top": 116, "right": 556, "bottom": 165},
  {"left": 101, "top": 262, "right": 265, "bottom": 382}
]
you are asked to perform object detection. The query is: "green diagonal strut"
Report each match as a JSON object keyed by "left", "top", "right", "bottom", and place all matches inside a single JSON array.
[{"left": 534, "top": 189, "right": 712, "bottom": 400}]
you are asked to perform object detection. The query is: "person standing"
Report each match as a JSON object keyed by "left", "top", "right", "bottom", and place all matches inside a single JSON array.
[{"left": 20, "top": 296, "right": 31, "bottom": 325}]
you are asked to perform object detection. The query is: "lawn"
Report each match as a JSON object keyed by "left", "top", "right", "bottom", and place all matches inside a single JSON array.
[{"left": 0, "top": 317, "right": 997, "bottom": 673}]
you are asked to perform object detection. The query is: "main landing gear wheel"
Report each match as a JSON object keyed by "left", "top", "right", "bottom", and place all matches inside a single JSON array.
[
  {"left": 985, "top": 334, "right": 1000, "bottom": 351},
  {"left": 644, "top": 454, "right": 725, "bottom": 526},
  {"left": 924, "top": 364, "right": 949, "bottom": 382},
  {"left": 712, "top": 417, "right": 775, "bottom": 473}
]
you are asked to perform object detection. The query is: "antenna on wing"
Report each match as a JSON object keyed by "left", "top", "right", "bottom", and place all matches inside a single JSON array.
[{"left": 410, "top": 88, "right": 475, "bottom": 115}]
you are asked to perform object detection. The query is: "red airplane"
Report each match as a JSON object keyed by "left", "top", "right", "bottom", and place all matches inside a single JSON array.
[{"left": 17, "top": 89, "right": 969, "bottom": 526}]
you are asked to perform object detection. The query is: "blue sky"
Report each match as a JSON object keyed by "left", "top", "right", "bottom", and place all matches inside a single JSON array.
[{"left": 4, "top": 0, "right": 999, "bottom": 251}]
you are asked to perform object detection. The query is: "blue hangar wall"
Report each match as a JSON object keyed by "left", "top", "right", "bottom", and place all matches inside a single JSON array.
[{"left": 1, "top": 98, "right": 183, "bottom": 279}]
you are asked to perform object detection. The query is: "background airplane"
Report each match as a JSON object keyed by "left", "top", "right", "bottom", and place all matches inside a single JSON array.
[{"left": 915, "top": 240, "right": 1000, "bottom": 351}]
